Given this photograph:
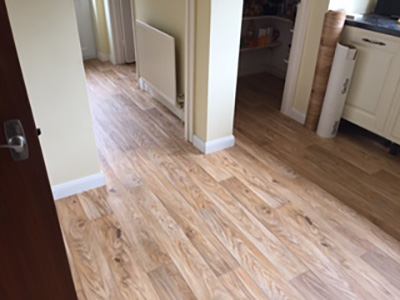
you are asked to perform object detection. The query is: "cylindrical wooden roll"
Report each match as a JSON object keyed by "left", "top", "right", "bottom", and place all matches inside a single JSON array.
[{"left": 304, "top": 10, "right": 347, "bottom": 131}]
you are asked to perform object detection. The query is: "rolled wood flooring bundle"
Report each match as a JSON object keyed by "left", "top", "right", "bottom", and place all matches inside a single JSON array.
[{"left": 304, "top": 10, "right": 347, "bottom": 131}]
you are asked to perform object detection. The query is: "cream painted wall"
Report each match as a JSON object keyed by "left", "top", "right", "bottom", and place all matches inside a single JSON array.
[
  {"left": 135, "top": 0, "right": 186, "bottom": 95},
  {"left": 6, "top": 0, "right": 102, "bottom": 186},
  {"left": 194, "top": 0, "right": 212, "bottom": 141},
  {"left": 192, "top": 0, "right": 243, "bottom": 142},
  {"left": 292, "top": 0, "right": 377, "bottom": 116},
  {"left": 92, "top": 0, "right": 111, "bottom": 58},
  {"left": 206, "top": 0, "right": 243, "bottom": 141}
]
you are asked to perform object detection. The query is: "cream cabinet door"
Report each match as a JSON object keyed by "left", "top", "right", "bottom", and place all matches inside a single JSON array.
[
  {"left": 387, "top": 87, "right": 400, "bottom": 144},
  {"left": 342, "top": 27, "right": 400, "bottom": 136},
  {"left": 390, "top": 114, "right": 400, "bottom": 143}
]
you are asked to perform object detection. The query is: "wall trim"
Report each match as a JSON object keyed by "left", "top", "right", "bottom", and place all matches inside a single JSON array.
[
  {"left": 288, "top": 108, "right": 306, "bottom": 124},
  {"left": 130, "top": 0, "right": 140, "bottom": 81},
  {"left": 52, "top": 172, "right": 106, "bottom": 200},
  {"left": 193, "top": 135, "right": 236, "bottom": 155},
  {"left": 280, "top": 0, "right": 312, "bottom": 118},
  {"left": 185, "top": 0, "right": 195, "bottom": 143}
]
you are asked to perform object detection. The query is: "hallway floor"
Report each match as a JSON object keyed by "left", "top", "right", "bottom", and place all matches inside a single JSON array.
[{"left": 56, "top": 61, "right": 400, "bottom": 300}]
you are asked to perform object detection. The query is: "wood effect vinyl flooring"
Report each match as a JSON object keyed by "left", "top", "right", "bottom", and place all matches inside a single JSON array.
[{"left": 56, "top": 61, "right": 400, "bottom": 300}]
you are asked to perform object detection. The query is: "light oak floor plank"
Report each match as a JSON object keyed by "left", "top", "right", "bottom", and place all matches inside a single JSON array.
[
  {"left": 220, "top": 268, "right": 271, "bottom": 300},
  {"left": 174, "top": 151, "right": 307, "bottom": 281},
  {"left": 128, "top": 149, "right": 239, "bottom": 276},
  {"left": 148, "top": 263, "right": 197, "bottom": 300},
  {"left": 199, "top": 206, "right": 306, "bottom": 300},
  {"left": 291, "top": 270, "right": 341, "bottom": 300},
  {"left": 56, "top": 197, "right": 122, "bottom": 300},
  {"left": 362, "top": 247, "right": 400, "bottom": 289},
  {"left": 132, "top": 186, "right": 233, "bottom": 300},
  {"left": 92, "top": 214, "right": 161, "bottom": 300}
]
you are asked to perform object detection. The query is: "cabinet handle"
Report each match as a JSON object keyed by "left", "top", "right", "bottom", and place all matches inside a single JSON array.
[{"left": 362, "top": 38, "right": 386, "bottom": 46}]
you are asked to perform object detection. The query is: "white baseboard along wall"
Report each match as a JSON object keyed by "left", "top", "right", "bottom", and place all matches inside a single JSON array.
[
  {"left": 288, "top": 108, "right": 306, "bottom": 124},
  {"left": 52, "top": 172, "right": 106, "bottom": 200},
  {"left": 193, "top": 135, "right": 236, "bottom": 155}
]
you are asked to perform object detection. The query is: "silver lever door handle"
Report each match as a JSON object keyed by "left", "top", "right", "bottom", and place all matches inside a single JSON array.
[
  {"left": 1, "top": 119, "right": 29, "bottom": 161},
  {"left": 0, "top": 135, "right": 26, "bottom": 153}
]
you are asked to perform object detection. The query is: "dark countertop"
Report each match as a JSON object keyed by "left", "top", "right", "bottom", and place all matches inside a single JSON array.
[{"left": 345, "top": 14, "right": 400, "bottom": 38}]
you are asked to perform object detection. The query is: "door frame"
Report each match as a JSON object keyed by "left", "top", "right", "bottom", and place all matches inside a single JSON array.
[
  {"left": 185, "top": 0, "right": 195, "bottom": 142},
  {"left": 128, "top": 0, "right": 195, "bottom": 143},
  {"left": 280, "top": 0, "right": 312, "bottom": 124}
]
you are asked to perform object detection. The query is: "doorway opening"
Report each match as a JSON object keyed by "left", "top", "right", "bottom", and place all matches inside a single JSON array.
[
  {"left": 74, "top": 0, "right": 194, "bottom": 142},
  {"left": 235, "top": 0, "right": 300, "bottom": 123},
  {"left": 74, "top": 0, "right": 136, "bottom": 64},
  {"left": 73, "top": 0, "right": 190, "bottom": 154}
]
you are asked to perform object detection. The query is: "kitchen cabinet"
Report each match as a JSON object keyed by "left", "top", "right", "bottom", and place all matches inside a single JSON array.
[
  {"left": 341, "top": 26, "right": 400, "bottom": 144},
  {"left": 390, "top": 113, "right": 400, "bottom": 141},
  {"left": 388, "top": 86, "right": 400, "bottom": 142}
]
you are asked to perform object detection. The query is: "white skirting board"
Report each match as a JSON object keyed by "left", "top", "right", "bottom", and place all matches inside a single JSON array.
[
  {"left": 52, "top": 172, "right": 106, "bottom": 200},
  {"left": 193, "top": 135, "right": 236, "bottom": 155},
  {"left": 288, "top": 108, "right": 306, "bottom": 124}
]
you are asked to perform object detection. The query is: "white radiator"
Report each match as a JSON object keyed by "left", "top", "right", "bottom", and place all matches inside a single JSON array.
[{"left": 136, "top": 20, "right": 177, "bottom": 106}]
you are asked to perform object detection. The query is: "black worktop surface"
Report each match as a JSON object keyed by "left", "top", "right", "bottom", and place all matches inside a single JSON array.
[{"left": 345, "top": 14, "right": 400, "bottom": 38}]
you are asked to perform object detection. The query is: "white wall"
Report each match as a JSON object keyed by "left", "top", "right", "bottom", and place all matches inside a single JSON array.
[
  {"left": 329, "top": 0, "right": 377, "bottom": 14},
  {"left": 6, "top": 0, "right": 102, "bottom": 186},
  {"left": 206, "top": 0, "right": 243, "bottom": 141},
  {"left": 74, "top": 0, "right": 97, "bottom": 59}
]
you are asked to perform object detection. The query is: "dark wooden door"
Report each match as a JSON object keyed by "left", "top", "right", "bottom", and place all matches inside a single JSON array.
[{"left": 0, "top": 2, "right": 77, "bottom": 299}]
